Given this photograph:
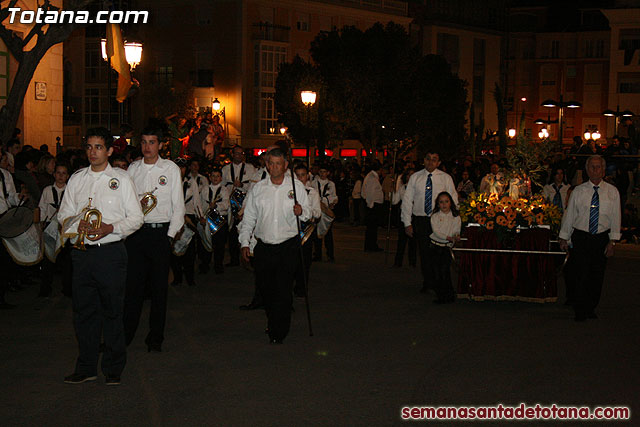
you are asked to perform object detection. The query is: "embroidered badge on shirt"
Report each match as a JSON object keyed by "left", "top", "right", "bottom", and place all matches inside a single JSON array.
[
  {"left": 109, "top": 178, "right": 120, "bottom": 190},
  {"left": 288, "top": 190, "right": 295, "bottom": 200},
  {"left": 158, "top": 175, "right": 168, "bottom": 186}
]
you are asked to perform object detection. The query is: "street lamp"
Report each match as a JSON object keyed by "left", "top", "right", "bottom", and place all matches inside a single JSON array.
[
  {"left": 603, "top": 105, "right": 634, "bottom": 135},
  {"left": 300, "top": 90, "right": 316, "bottom": 166},
  {"left": 538, "top": 128, "right": 549, "bottom": 140},
  {"left": 279, "top": 126, "right": 287, "bottom": 135},
  {"left": 212, "top": 97, "right": 228, "bottom": 139},
  {"left": 541, "top": 95, "right": 581, "bottom": 143},
  {"left": 592, "top": 130, "right": 601, "bottom": 141},
  {"left": 508, "top": 128, "right": 516, "bottom": 138},
  {"left": 124, "top": 41, "right": 143, "bottom": 69},
  {"left": 584, "top": 130, "right": 591, "bottom": 141}
]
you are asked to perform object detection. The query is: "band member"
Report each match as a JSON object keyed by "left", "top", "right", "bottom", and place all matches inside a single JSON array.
[
  {"left": 542, "top": 167, "right": 569, "bottom": 211},
  {"left": 58, "top": 127, "right": 143, "bottom": 385},
  {"left": 312, "top": 164, "right": 337, "bottom": 262},
  {"left": 170, "top": 158, "right": 202, "bottom": 287},
  {"left": 362, "top": 161, "right": 385, "bottom": 252},
  {"left": 222, "top": 145, "right": 255, "bottom": 266},
  {"left": 293, "top": 163, "right": 321, "bottom": 297},
  {"left": 38, "top": 163, "right": 70, "bottom": 297},
  {"left": 250, "top": 152, "right": 268, "bottom": 185},
  {"left": 0, "top": 158, "right": 23, "bottom": 308},
  {"left": 559, "top": 155, "right": 621, "bottom": 321},
  {"left": 200, "top": 167, "right": 230, "bottom": 274},
  {"left": 402, "top": 151, "right": 458, "bottom": 293},
  {"left": 187, "top": 157, "right": 209, "bottom": 194},
  {"left": 239, "top": 148, "right": 311, "bottom": 344},
  {"left": 123, "top": 126, "right": 185, "bottom": 352}
]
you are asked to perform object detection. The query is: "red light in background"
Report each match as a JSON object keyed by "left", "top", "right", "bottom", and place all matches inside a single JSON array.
[
  {"left": 314, "top": 149, "right": 334, "bottom": 156},
  {"left": 340, "top": 149, "right": 358, "bottom": 157},
  {"left": 291, "top": 148, "right": 307, "bottom": 157},
  {"left": 253, "top": 149, "right": 267, "bottom": 156}
]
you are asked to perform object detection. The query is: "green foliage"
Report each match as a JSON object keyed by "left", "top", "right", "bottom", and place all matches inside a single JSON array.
[
  {"left": 275, "top": 23, "right": 468, "bottom": 158},
  {"left": 505, "top": 133, "right": 553, "bottom": 189}
]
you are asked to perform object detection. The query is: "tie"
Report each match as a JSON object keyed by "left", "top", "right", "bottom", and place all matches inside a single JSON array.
[
  {"left": 424, "top": 173, "right": 433, "bottom": 216},
  {"left": 552, "top": 184, "right": 563, "bottom": 211},
  {"left": 589, "top": 186, "right": 599, "bottom": 234}
]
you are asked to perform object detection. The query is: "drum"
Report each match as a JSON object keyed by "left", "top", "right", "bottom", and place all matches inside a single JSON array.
[
  {"left": 196, "top": 222, "right": 212, "bottom": 253},
  {"left": 317, "top": 203, "right": 335, "bottom": 238},
  {"left": 43, "top": 218, "right": 64, "bottom": 262},
  {"left": 172, "top": 226, "right": 195, "bottom": 256},
  {"left": 230, "top": 189, "right": 246, "bottom": 218},
  {"left": 0, "top": 206, "right": 33, "bottom": 238},
  {"left": 206, "top": 208, "right": 227, "bottom": 235},
  {"left": 300, "top": 221, "right": 316, "bottom": 245},
  {"left": 2, "top": 223, "right": 43, "bottom": 266}
]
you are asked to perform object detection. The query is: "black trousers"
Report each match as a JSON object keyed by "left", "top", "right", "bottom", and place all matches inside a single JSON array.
[
  {"left": 364, "top": 203, "right": 383, "bottom": 250},
  {"left": 295, "top": 236, "right": 313, "bottom": 296},
  {"left": 170, "top": 226, "right": 197, "bottom": 285},
  {"left": 228, "top": 223, "right": 240, "bottom": 264},
  {"left": 395, "top": 224, "right": 417, "bottom": 267},
  {"left": 70, "top": 242, "right": 127, "bottom": 377},
  {"left": 123, "top": 226, "right": 171, "bottom": 347},
  {"left": 429, "top": 242, "right": 455, "bottom": 301},
  {"left": 571, "top": 229, "right": 609, "bottom": 317},
  {"left": 197, "top": 227, "right": 227, "bottom": 271},
  {"left": 412, "top": 215, "right": 433, "bottom": 288},
  {"left": 0, "top": 244, "right": 15, "bottom": 304},
  {"left": 254, "top": 236, "right": 300, "bottom": 341},
  {"left": 314, "top": 226, "right": 334, "bottom": 259},
  {"left": 40, "top": 246, "right": 73, "bottom": 297}
]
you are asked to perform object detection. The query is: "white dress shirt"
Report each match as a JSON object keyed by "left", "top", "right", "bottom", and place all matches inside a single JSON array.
[
  {"left": 542, "top": 183, "right": 569, "bottom": 210},
  {"left": 392, "top": 176, "right": 405, "bottom": 205},
  {"left": 58, "top": 164, "right": 143, "bottom": 245},
  {"left": 305, "top": 183, "right": 322, "bottom": 220},
  {"left": 188, "top": 172, "right": 209, "bottom": 194},
  {"left": 38, "top": 183, "right": 66, "bottom": 223},
  {"left": 222, "top": 161, "right": 256, "bottom": 193},
  {"left": 128, "top": 158, "right": 185, "bottom": 238},
  {"left": 0, "top": 168, "right": 20, "bottom": 215},
  {"left": 401, "top": 168, "right": 458, "bottom": 227},
  {"left": 352, "top": 179, "right": 362, "bottom": 199},
  {"left": 182, "top": 176, "right": 204, "bottom": 217},
  {"left": 238, "top": 177, "right": 311, "bottom": 247},
  {"left": 313, "top": 177, "right": 338, "bottom": 206},
  {"left": 251, "top": 166, "right": 268, "bottom": 184},
  {"left": 200, "top": 183, "right": 230, "bottom": 217},
  {"left": 430, "top": 211, "right": 462, "bottom": 246},
  {"left": 559, "top": 180, "right": 621, "bottom": 241},
  {"left": 362, "top": 170, "right": 383, "bottom": 208}
]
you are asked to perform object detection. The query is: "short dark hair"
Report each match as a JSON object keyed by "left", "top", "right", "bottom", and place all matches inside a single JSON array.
[
  {"left": 86, "top": 127, "right": 113, "bottom": 149},
  {"left": 6, "top": 139, "right": 20, "bottom": 149},
  {"left": 210, "top": 167, "right": 222, "bottom": 175},
  {"left": 141, "top": 125, "right": 163, "bottom": 140},
  {"left": 293, "top": 163, "right": 308, "bottom": 173},
  {"left": 55, "top": 162, "right": 70, "bottom": 174},
  {"left": 432, "top": 191, "right": 459, "bottom": 217},
  {"left": 267, "top": 148, "right": 287, "bottom": 159}
]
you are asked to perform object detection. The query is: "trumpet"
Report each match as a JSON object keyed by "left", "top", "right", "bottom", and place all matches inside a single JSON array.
[
  {"left": 72, "top": 198, "right": 102, "bottom": 250},
  {"left": 140, "top": 187, "right": 158, "bottom": 216}
]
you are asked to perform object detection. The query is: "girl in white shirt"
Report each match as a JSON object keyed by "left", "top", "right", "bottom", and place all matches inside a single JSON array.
[{"left": 429, "top": 192, "right": 461, "bottom": 304}]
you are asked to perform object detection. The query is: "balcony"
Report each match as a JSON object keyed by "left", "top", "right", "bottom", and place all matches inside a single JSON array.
[
  {"left": 313, "top": 0, "right": 408, "bottom": 16},
  {"left": 252, "top": 22, "right": 291, "bottom": 43}
]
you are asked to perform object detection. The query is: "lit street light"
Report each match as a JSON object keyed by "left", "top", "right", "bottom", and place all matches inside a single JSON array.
[
  {"left": 508, "top": 128, "right": 516, "bottom": 138},
  {"left": 300, "top": 90, "right": 316, "bottom": 166},
  {"left": 603, "top": 105, "right": 634, "bottom": 135},
  {"left": 541, "top": 95, "right": 581, "bottom": 143}
]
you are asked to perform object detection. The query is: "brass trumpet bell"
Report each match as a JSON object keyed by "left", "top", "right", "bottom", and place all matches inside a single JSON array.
[
  {"left": 73, "top": 198, "right": 102, "bottom": 250},
  {"left": 141, "top": 189, "right": 158, "bottom": 216}
]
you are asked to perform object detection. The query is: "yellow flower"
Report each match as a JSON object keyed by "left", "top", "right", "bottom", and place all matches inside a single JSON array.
[
  {"left": 486, "top": 221, "right": 495, "bottom": 230},
  {"left": 470, "top": 200, "right": 476, "bottom": 207}
]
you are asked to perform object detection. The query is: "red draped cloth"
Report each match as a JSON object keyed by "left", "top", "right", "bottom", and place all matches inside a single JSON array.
[{"left": 457, "top": 227, "right": 557, "bottom": 302}]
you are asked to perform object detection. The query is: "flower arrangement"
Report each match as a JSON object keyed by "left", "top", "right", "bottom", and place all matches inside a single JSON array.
[{"left": 459, "top": 192, "right": 562, "bottom": 234}]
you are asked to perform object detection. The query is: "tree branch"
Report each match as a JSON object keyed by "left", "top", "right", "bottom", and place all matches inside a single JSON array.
[{"left": 0, "top": 24, "right": 25, "bottom": 62}]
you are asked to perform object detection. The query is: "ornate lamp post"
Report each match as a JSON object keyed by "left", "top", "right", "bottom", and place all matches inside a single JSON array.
[
  {"left": 300, "top": 90, "right": 316, "bottom": 166},
  {"left": 603, "top": 105, "right": 634, "bottom": 135},
  {"left": 541, "top": 95, "right": 581, "bottom": 143}
]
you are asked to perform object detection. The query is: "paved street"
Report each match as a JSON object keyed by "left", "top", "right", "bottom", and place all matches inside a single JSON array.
[{"left": 1, "top": 223, "right": 638, "bottom": 425}]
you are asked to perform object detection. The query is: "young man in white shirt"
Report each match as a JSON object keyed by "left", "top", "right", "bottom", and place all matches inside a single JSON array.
[
  {"left": 38, "top": 163, "right": 70, "bottom": 297},
  {"left": 401, "top": 151, "right": 458, "bottom": 293},
  {"left": 294, "top": 163, "right": 322, "bottom": 297},
  {"left": 222, "top": 145, "right": 256, "bottom": 266},
  {"left": 123, "top": 126, "right": 185, "bottom": 352},
  {"left": 312, "top": 164, "right": 337, "bottom": 261},
  {"left": 239, "top": 148, "right": 311, "bottom": 344},
  {"left": 362, "top": 161, "right": 385, "bottom": 251},
  {"left": 559, "top": 155, "right": 621, "bottom": 321},
  {"left": 0, "top": 160, "right": 24, "bottom": 308},
  {"left": 58, "top": 127, "right": 143, "bottom": 385},
  {"left": 199, "top": 167, "right": 230, "bottom": 274}
]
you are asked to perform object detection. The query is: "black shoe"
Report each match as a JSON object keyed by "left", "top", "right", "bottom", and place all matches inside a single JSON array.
[
  {"left": 587, "top": 312, "right": 598, "bottom": 319},
  {"left": 239, "top": 302, "right": 263, "bottom": 310},
  {"left": 269, "top": 338, "right": 283, "bottom": 344},
  {"left": 64, "top": 373, "right": 97, "bottom": 384},
  {"left": 105, "top": 375, "right": 121, "bottom": 386},
  {"left": 170, "top": 281, "right": 182, "bottom": 287}
]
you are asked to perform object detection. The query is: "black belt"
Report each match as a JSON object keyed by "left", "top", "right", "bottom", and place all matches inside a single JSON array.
[
  {"left": 256, "top": 235, "right": 298, "bottom": 247},
  {"left": 573, "top": 229, "right": 610, "bottom": 238},
  {"left": 142, "top": 222, "right": 169, "bottom": 229},
  {"left": 77, "top": 240, "right": 123, "bottom": 250}
]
